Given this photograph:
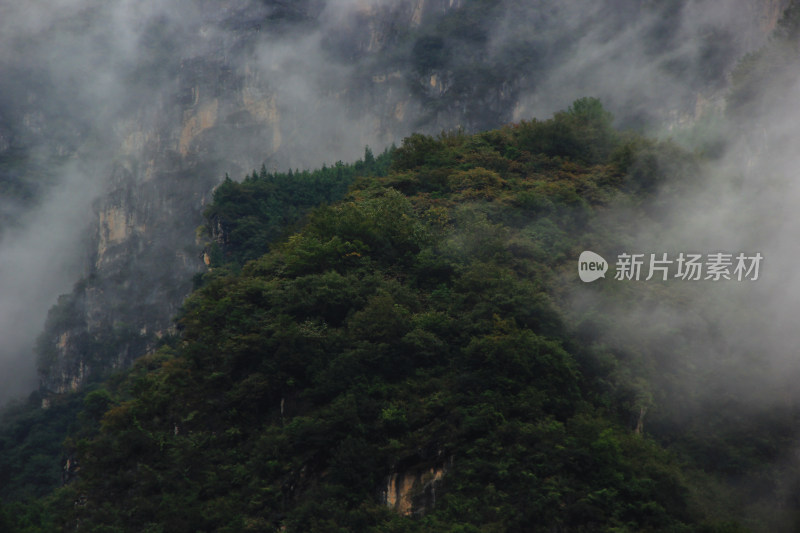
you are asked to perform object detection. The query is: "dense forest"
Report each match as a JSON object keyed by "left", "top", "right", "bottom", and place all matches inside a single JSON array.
[{"left": 2, "top": 96, "right": 788, "bottom": 532}]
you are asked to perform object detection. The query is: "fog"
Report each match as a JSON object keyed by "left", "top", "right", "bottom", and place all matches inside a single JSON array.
[
  {"left": 0, "top": 0, "right": 793, "bottom": 417},
  {"left": 0, "top": 163, "right": 97, "bottom": 400}
]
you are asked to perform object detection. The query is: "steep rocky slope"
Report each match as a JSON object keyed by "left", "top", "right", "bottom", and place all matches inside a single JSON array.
[{"left": 17, "top": 0, "right": 788, "bottom": 394}]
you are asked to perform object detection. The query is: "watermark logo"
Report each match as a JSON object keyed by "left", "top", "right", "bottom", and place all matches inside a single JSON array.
[
  {"left": 578, "top": 251, "right": 763, "bottom": 282},
  {"left": 578, "top": 251, "right": 609, "bottom": 282}
]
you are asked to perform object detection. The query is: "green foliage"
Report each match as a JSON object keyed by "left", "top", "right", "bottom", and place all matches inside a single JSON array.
[
  {"left": 1, "top": 99, "right": 747, "bottom": 531},
  {"left": 203, "top": 146, "right": 393, "bottom": 267},
  {"left": 0, "top": 391, "right": 85, "bottom": 502},
  {"left": 514, "top": 97, "right": 618, "bottom": 165},
  {"left": 391, "top": 133, "right": 454, "bottom": 172}
]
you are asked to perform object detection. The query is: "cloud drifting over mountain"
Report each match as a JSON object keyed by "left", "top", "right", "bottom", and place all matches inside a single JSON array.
[{"left": 0, "top": 0, "right": 789, "bottom": 404}]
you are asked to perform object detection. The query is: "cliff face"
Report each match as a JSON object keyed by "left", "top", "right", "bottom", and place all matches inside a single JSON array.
[
  {"left": 32, "top": 0, "right": 790, "bottom": 394},
  {"left": 384, "top": 463, "right": 448, "bottom": 517},
  {"left": 35, "top": 0, "right": 470, "bottom": 393},
  {"left": 36, "top": 49, "right": 279, "bottom": 392},
  {"left": 759, "top": 0, "right": 793, "bottom": 33}
]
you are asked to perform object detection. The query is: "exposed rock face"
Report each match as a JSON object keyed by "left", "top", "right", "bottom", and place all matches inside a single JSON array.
[
  {"left": 37, "top": 54, "right": 261, "bottom": 392},
  {"left": 384, "top": 463, "right": 447, "bottom": 516},
  {"left": 31, "top": 0, "right": 791, "bottom": 393},
  {"left": 33, "top": 0, "right": 469, "bottom": 393},
  {"left": 759, "top": 0, "right": 793, "bottom": 33}
]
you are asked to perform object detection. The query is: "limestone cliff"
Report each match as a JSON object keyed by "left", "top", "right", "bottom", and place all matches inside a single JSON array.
[
  {"left": 35, "top": 0, "right": 470, "bottom": 393},
  {"left": 384, "top": 462, "right": 448, "bottom": 517}
]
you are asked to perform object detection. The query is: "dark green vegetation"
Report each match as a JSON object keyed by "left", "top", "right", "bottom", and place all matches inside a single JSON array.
[
  {"left": 6, "top": 0, "right": 800, "bottom": 529},
  {"left": 0, "top": 393, "right": 81, "bottom": 502},
  {"left": 32, "top": 150, "right": 393, "bottom": 390},
  {"left": 1, "top": 98, "right": 777, "bottom": 532},
  {"left": 202, "top": 148, "right": 392, "bottom": 268}
]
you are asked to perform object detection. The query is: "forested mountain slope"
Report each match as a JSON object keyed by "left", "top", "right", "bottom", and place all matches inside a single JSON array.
[
  {"left": 2, "top": 99, "right": 770, "bottom": 532},
  {"left": 6, "top": 1, "right": 800, "bottom": 531}
]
